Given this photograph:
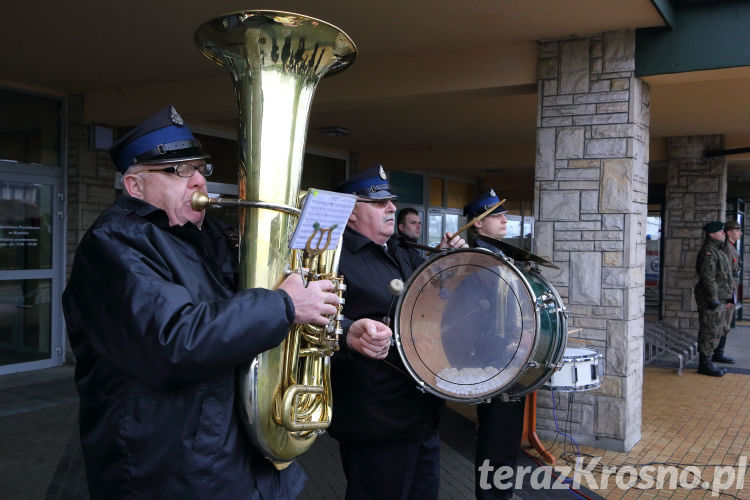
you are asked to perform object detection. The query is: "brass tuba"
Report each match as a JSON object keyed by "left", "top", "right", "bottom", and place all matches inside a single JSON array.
[{"left": 194, "top": 11, "right": 356, "bottom": 467}]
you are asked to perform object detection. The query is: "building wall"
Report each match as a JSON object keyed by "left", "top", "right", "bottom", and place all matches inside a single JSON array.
[{"left": 65, "top": 95, "right": 116, "bottom": 278}]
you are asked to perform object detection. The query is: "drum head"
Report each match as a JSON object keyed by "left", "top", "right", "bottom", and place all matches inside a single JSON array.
[{"left": 394, "top": 249, "right": 538, "bottom": 402}]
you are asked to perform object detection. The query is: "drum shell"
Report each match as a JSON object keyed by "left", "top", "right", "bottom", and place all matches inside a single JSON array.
[
  {"left": 499, "top": 266, "right": 567, "bottom": 397},
  {"left": 394, "top": 248, "right": 567, "bottom": 402},
  {"left": 544, "top": 347, "right": 603, "bottom": 392}
]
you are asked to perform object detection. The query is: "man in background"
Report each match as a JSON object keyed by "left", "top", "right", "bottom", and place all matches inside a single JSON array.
[
  {"left": 398, "top": 207, "right": 422, "bottom": 242},
  {"left": 716, "top": 220, "right": 742, "bottom": 364},
  {"left": 694, "top": 221, "right": 734, "bottom": 377},
  {"left": 389, "top": 207, "right": 423, "bottom": 275}
]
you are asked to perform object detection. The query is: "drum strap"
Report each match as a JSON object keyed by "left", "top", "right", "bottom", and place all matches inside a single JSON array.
[{"left": 380, "top": 358, "right": 410, "bottom": 378}]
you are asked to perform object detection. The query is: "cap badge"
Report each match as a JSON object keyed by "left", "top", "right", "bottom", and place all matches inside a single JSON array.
[
  {"left": 169, "top": 106, "right": 184, "bottom": 126},
  {"left": 489, "top": 188, "right": 496, "bottom": 197},
  {"left": 378, "top": 165, "right": 387, "bottom": 180}
]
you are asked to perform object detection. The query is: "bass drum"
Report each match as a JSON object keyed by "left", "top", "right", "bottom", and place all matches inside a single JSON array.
[{"left": 394, "top": 248, "right": 567, "bottom": 402}]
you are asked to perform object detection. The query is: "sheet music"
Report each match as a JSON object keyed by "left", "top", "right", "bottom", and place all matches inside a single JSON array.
[{"left": 290, "top": 188, "right": 357, "bottom": 250}]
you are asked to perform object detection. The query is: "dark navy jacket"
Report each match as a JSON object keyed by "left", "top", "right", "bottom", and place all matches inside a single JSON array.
[
  {"left": 387, "top": 232, "right": 423, "bottom": 276},
  {"left": 329, "top": 227, "right": 442, "bottom": 444},
  {"left": 62, "top": 196, "right": 305, "bottom": 500}
]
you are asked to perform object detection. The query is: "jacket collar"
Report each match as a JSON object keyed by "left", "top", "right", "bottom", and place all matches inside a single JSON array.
[
  {"left": 115, "top": 195, "right": 200, "bottom": 232},
  {"left": 344, "top": 226, "right": 387, "bottom": 253},
  {"left": 396, "top": 232, "right": 417, "bottom": 244},
  {"left": 474, "top": 235, "right": 507, "bottom": 258},
  {"left": 707, "top": 236, "right": 724, "bottom": 250},
  {"left": 475, "top": 236, "right": 497, "bottom": 252}
]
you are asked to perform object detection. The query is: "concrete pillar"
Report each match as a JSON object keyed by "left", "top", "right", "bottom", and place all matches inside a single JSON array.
[
  {"left": 661, "top": 135, "right": 727, "bottom": 330},
  {"left": 534, "top": 31, "right": 648, "bottom": 451}
]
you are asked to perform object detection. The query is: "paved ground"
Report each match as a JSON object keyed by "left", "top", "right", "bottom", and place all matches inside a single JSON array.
[
  {"left": 12, "top": 318, "right": 750, "bottom": 499},
  {"left": 0, "top": 364, "right": 606, "bottom": 500}
]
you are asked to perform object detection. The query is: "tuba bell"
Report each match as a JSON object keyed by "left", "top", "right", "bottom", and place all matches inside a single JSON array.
[{"left": 194, "top": 11, "right": 356, "bottom": 468}]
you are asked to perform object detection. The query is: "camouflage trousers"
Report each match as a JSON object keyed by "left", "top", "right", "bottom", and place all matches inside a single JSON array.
[
  {"left": 698, "top": 307, "right": 725, "bottom": 355},
  {"left": 724, "top": 303, "right": 736, "bottom": 336}
]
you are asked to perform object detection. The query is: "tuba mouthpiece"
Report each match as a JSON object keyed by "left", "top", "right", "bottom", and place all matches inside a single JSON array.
[{"left": 190, "top": 191, "right": 211, "bottom": 211}]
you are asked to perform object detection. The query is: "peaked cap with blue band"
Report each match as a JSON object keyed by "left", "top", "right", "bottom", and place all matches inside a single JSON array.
[
  {"left": 464, "top": 189, "right": 507, "bottom": 218},
  {"left": 109, "top": 105, "right": 210, "bottom": 173},
  {"left": 336, "top": 164, "right": 397, "bottom": 200}
]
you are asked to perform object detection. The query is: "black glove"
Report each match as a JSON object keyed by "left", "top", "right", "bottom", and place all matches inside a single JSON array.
[{"left": 709, "top": 300, "right": 720, "bottom": 310}]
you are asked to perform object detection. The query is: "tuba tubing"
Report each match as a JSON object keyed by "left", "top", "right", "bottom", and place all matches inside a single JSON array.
[{"left": 195, "top": 11, "right": 356, "bottom": 468}]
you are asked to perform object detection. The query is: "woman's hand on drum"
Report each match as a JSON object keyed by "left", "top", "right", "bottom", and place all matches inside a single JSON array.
[
  {"left": 438, "top": 232, "right": 468, "bottom": 249},
  {"left": 347, "top": 318, "right": 392, "bottom": 359}
]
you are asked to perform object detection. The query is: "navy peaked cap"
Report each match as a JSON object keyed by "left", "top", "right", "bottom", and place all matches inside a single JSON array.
[
  {"left": 109, "top": 105, "right": 210, "bottom": 173},
  {"left": 463, "top": 189, "right": 507, "bottom": 218},
  {"left": 336, "top": 164, "right": 396, "bottom": 200}
]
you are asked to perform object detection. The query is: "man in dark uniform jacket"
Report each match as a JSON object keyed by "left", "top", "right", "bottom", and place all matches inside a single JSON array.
[
  {"left": 62, "top": 105, "right": 339, "bottom": 499},
  {"left": 388, "top": 207, "right": 423, "bottom": 274},
  {"left": 694, "top": 220, "right": 734, "bottom": 377},
  {"left": 716, "top": 219, "right": 742, "bottom": 364},
  {"left": 331, "top": 164, "right": 465, "bottom": 500},
  {"left": 464, "top": 190, "right": 524, "bottom": 500}
]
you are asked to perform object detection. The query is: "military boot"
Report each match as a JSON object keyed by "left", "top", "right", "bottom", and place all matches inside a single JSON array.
[
  {"left": 712, "top": 336, "right": 735, "bottom": 364},
  {"left": 697, "top": 353, "right": 725, "bottom": 377}
]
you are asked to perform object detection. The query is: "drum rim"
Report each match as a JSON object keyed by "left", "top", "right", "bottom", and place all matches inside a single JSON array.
[
  {"left": 542, "top": 381, "right": 602, "bottom": 392},
  {"left": 562, "top": 355, "right": 601, "bottom": 362},
  {"left": 394, "top": 248, "right": 542, "bottom": 402},
  {"left": 561, "top": 347, "right": 603, "bottom": 363}
]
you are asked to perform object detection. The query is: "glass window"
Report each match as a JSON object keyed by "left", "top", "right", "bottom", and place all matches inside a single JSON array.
[
  {"left": 0, "top": 278, "right": 51, "bottom": 366},
  {"left": 646, "top": 209, "right": 662, "bottom": 315},
  {"left": 505, "top": 215, "right": 523, "bottom": 239},
  {"left": 0, "top": 181, "right": 53, "bottom": 270},
  {"left": 428, "top": 213, "right": 443, "bottom": 247},
  {"left": 0, "top": 89, "right": 61, "bottom": 166},
  {"left": 646, "top": 215, "right": 661, "bottom": 240},
  {"left": 445, "top": 213, "right": 459, "bottom": 238}
]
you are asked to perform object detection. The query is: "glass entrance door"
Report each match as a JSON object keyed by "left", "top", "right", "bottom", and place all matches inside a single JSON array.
[
  {"left": 427, "top": 209, "right": 463, "bottom": 248},
  {"left": 0, "top": 170, "right": 64, "bottom": 372}
]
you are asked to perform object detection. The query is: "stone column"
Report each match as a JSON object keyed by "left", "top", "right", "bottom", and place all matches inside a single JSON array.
[
  {"left": 661, "top": 136, "right": 727, "bottom": 330},
  {"left": 534, "top": 31, "right": 649, "bottom": 451}
]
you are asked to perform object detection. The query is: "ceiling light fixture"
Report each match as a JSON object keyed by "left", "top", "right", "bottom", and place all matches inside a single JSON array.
[{"left": 319, "top": 126, "right": 350, "bottom": 137}]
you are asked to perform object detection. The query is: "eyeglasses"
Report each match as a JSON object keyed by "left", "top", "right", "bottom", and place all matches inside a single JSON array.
[
  {"left": 357, "top": 198, "right": 394, "bottom": 207},
  {"left": 141, "top": 162, "right": 213, "bottom": 178}
]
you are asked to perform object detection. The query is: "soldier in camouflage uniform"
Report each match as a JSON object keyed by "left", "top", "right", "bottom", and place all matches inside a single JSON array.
[
  {"left": 694, "top": 221, "right": 734, "bottom": 377},
  {"left": 716, "top": 220, "right": 742, "bottom": 364}
]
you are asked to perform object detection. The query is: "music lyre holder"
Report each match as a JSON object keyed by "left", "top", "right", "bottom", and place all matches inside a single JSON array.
[{"left": 299, "top": 223, "right": 336, "bottom": 287}]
